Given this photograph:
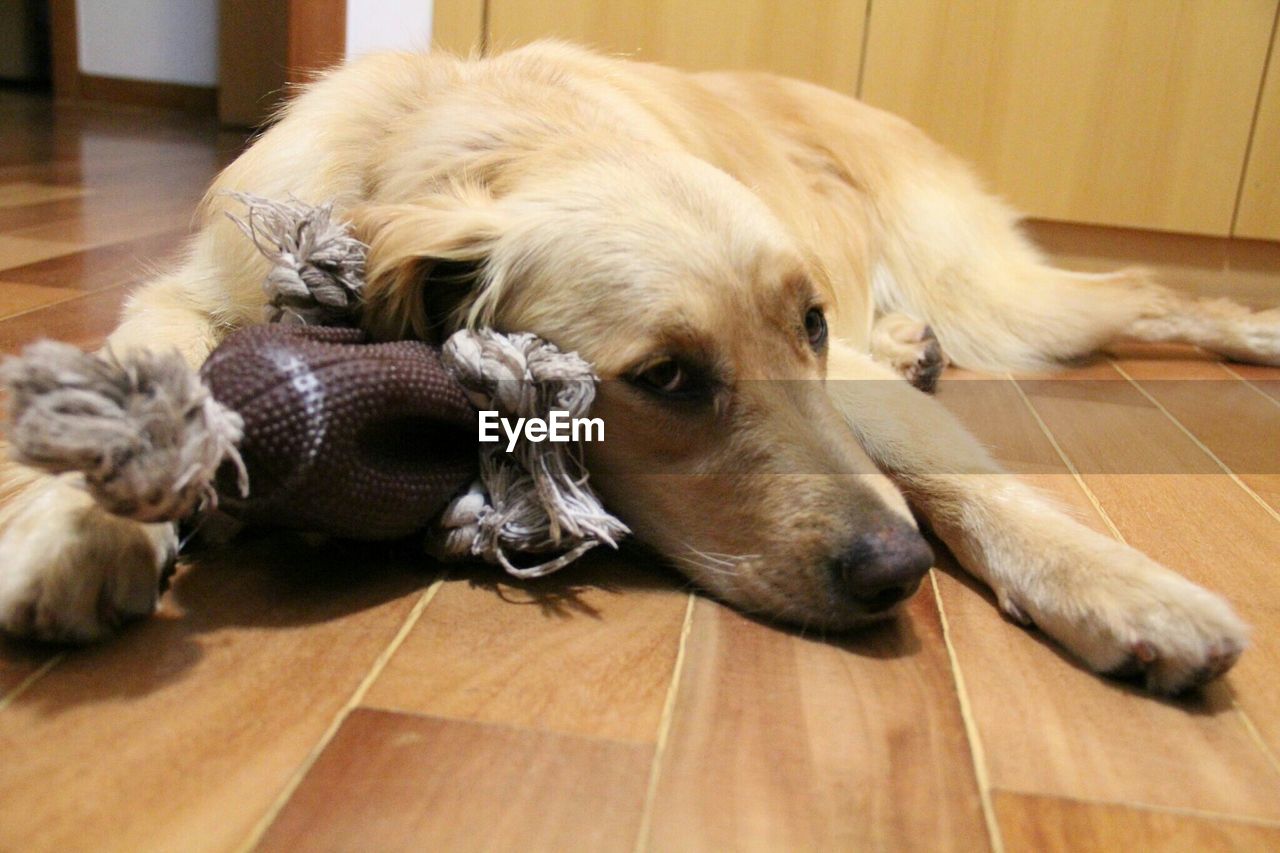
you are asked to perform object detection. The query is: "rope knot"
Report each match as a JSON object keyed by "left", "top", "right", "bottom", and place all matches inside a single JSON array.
[{"left": 434, "top": 329, "right": 629, "bottom": 577}]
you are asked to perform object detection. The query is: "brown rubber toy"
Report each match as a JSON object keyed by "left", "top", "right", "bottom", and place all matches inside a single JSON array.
[{"left": 200, "top": 324, "right": 478, "bottom": 540}]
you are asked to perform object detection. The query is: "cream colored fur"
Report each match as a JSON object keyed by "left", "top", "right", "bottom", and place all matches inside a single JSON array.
[{"left": 0, "top": 43, "right": 1263, "bottom": 693}]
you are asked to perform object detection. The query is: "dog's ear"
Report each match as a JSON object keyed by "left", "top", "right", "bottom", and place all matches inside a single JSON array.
[{"left": 351, "top": 187, "right": 507, "bottom": 342}]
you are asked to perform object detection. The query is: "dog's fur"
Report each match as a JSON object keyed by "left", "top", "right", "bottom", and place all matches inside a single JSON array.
[{"left": 3, "top": 43, "right": 1274, "bottom": 693}]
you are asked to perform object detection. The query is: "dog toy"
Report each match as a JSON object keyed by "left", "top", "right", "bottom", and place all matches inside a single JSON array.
[{"left": 1, "top": 194, "right": 628, "bottom": 577}]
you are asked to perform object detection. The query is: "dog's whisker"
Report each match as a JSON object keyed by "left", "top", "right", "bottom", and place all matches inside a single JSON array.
[{"left": 676, "top": 554, "right": 736, "bottom": 578}]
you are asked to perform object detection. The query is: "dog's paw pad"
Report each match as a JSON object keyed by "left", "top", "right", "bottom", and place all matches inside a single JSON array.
[
  {"left": 905, "top": 328, "right": 947, "bottom": 393},
  {"left": 872, "top": 314, "right": 950, "bottom": 391},
  {"left": 1104, "top": 634, "right": 1245, "bottom": 695},
  {"left": 0, "top": 485, "right": 173, "bottom": 644}
]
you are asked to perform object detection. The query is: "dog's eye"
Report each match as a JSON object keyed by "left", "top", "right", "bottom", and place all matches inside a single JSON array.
[
  {"left": 804, "top": 306, "right": 828, "bottom": 350},
  {"left": 629, "top": 358, "right": 704, "bottom": 400}
]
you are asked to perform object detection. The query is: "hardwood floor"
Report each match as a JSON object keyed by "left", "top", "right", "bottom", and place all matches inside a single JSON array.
[{"left": 1, "top": 89, "right": 1279, "bottom": 852}]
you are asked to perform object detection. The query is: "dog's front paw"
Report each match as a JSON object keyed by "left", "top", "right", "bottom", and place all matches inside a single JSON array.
[
  {"left": 870, "top": 314, "right": 947, "bottom": 393},
  {"left": 1011, "top": 541, "right": 1248, "bottom": 695},
  {"left": 0, "top": 479, "right": 175, "bottom": 643}
]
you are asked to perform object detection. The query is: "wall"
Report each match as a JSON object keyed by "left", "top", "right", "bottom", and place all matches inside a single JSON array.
[
  {"left": 77, "top": 0, "right": 218, "bottom": 85},
  {"left": 346, "top": 0, "right": 434, "bottom": 58}
]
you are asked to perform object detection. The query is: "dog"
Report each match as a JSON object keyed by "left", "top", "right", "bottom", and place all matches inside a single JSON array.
[{"left": 2, "top": 42, "right": 1273, "bottom": 694}]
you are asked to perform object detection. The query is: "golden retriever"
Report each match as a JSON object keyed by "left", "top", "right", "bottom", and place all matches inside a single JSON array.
[{"left": 3, "top": 42, "right": 1273, "bottom": 693}]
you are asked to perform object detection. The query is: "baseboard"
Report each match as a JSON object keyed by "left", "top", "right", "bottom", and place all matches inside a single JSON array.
[
  {"left": 1024, "top": 219, "right": 1280, "bottom": 308},
  {"left": 76, "top": 74, "right": 217, "bottom": 114}
]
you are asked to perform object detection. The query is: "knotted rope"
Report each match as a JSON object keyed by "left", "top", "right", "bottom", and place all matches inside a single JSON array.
[
  {"left": 3, "top": 194, "right": 627, "bottom": 575},
  {"left": 430, "top": 330, "right": 629, "bottom": 577},
  {"left": 1, "top": 341, "right": 247, "bottom": 523},
  {"left": 227, "top": 192, "right": 627, "bottom": 573},
  {"left": 226, "top": 192, "right": 366, "bottom": 326}
]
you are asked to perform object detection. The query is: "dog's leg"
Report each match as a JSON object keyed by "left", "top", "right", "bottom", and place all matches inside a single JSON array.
[
  {"left": 1115, "top": 278, "right": 1280, "bottom": 365},
  {"left": 862, "top": 149, "right": 1280, "bottom": 371},
  {"left": 0, "top": 267, "right": 226, "bottom": 642},
  {"left": 977, "top": 264, "right": 1280, "bottom": 367},
  {"left": 826, "top": 341, "right": 1247, "bottom": 694}
]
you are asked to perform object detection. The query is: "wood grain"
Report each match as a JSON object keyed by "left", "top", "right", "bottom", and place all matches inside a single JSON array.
[
  {"left": 1011, "top": 362, "right": 1280, "bottom": 793},
  {"left": 218, "top": 0, "right": 291, "bottom": 127},
  {"left": 77, "top": 75, "right": 218, "bottom": 115},
  {"left": 1024, "top": 220, "right": 1280, "bottom": 310},
  {"left": 0, "top": 285, "right": 130, "bottom": 354},
  {"left": 1235, "top": 6, "right": 1280, "bottom": 240},
  {"left": 0, "top": 229, "right": 187, "bottom": 291},
  {"left": 1115, "top": 352, "right": 1280, "bottom": 511},
  {"left": 287, "top": 0, "right": 347, "bottom": 79},
  {"left": 994, "top": 791, "right": 1280, "bottom": 852},
  {"left": 4, "top": 59, "right": 1280, "bottom": 852},
  {"left": 257, "top": 708, "right": 653, "bottom": 852},
  {"left": 362, "top": 554, "right": 690, "bottom": 743},
  {"left": 1045, "top": 357, "right": 1280, "bottom": 767},
  {"left": 0, "top": 281, "right": 78, "bottom": 319},
  {"left": 9, "top": 197, "right": 198, "bottom": 250},
  {"left": 1225, "top": 364, "right": 1280, "bottom": 405},
  {"left": 0, "top": 197, "right": 90, "bottom": 233},
  {"left": 0, "top": 183, "right": 86, "bottom": 209},
  {"left": 0, "top": 539, "right": 433, "bottom": 851},
  {"left": 1017, "top": 361, "right": 1278, "bottom": 603},
  {"left": 489, "top": 0, "right": 868, "bottom": 94},
  {"left": 433, "top": 0, "right": 488, "bottom": 55},
  {"left": 861, "top": 0, "right": 1278, "bottom": 234},
  {"left": 933, "top": 371, "right": 1280, "bottom": 820},
  {"left": 645, "top": 594, "right": 991, "bottom": 851},
  {"left": 0, "top": 235, "right": 79, "bottom": 271},
  {"left": 49, "top": 0, "right": 80, "bottom": 100}
]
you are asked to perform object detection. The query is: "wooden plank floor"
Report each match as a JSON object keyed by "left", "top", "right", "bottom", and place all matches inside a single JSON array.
[{"left": 1, "top": 90, "right": 1279, "bottom": 852}]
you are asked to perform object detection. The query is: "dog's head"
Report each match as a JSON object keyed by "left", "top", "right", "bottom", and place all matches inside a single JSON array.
[{"left": 354, "top": 148, "right": 932, "bottom": 628}]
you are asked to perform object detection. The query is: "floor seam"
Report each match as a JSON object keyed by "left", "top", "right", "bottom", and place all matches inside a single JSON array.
[
  {"left": 931, "top": 570, "right": 1005, "bottom": 853},
  {"left": 632, "top": 593, "right": 696, "bottom": 853},
  {"left": 1110, "top": 360, "right": 1280, "bottom": 526},
  {"left": 0, "top": 283, "right": 123, "bottom": 329},
  {"left": 353, "top": 701, "right": 657, "bottom": 749},
  {"left": 235, "top": 573, "right": 449, "bottom": 852},
  {"left": 1007, "top": 375, "right": 1126, "bottom": 541},
  {"left": 1014, "top": 368, "right": 1280, "bottom": 782},
  {"left": 0, "top": 653, "right": 65, "bottom": 713},
  {"left": 1114, "top": 358, "right": 1280, "bottom": 785},
  {"left": 0, "top": 289, "right": 85, "bottom": 324},
  {"left": 1219, "top": 362, "right": 1280, "bottom": 411}
]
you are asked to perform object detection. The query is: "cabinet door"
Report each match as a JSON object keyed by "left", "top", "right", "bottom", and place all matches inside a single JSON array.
[
  {"left": 434, "top": 0, "right": 486, "bottom": 54},
  {"left": 1235, "top": 16, "right": 1280, "bottom": 240},
  {"left": 487, "top": 0, "right": 868, "bottom": 94},
  {"left": 860, "top": 0, "right": 1277, "bottom": 236}
]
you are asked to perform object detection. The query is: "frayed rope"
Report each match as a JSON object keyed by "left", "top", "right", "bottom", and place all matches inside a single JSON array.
[
  {"left": 226, "top": 191, "right": 628, "bottom": 572},
  {"left": 429, "top": 330, "right": 629, "bottom": 577},
  {"left": 225, "top": 192, "right": 366, "bottom": 326},
  {"left": 1, "top": 341, "right": 247, "bottom": 523},
  {"left": 1, "top": 192, "right": 626, "bottom": 577}
]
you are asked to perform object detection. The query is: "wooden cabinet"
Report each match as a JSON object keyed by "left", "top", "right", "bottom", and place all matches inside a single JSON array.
[
  {"left": 1236, "top": 18, "right": 1280, "bottom": 241},
  {"left": 458, "top": 0, "right": 1279, "bottom": 240},
  {"left": 434, "top": 0, "right": 487, "bottom": 55},
  {"left": 487, "top": 0, "right": 868, "bottom": 95},
  {"left": 859, "top": 0, "right": 1276, "bottom": 236}
]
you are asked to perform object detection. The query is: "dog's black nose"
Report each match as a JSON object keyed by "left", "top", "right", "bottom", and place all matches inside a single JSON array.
[{"left": 832, "top": 525, "right": 934, "bottom": 613}]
